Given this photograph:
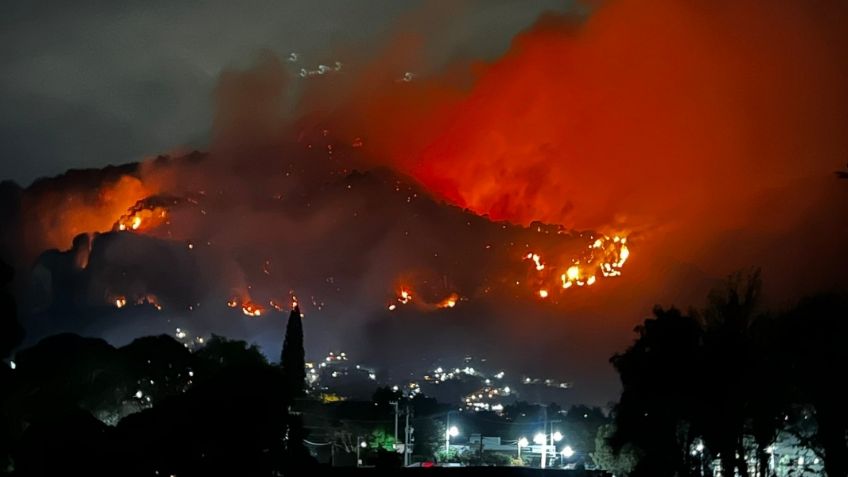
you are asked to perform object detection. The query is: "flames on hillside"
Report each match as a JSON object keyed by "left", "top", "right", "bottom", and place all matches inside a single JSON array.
[{"left": 97, "top": 172, "right": 633, "bottom": 317}]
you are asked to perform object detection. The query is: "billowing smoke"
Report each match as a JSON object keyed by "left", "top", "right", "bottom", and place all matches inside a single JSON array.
[
  {"left": 318, "top": 0, "right": 848, "bottom": 297},
  {"left": 2, "top": 0, "right": 847, "bottom": 404}
]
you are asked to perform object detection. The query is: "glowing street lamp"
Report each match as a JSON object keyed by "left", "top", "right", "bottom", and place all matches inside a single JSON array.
[
  {"left": 553, "top": 431, "right": 563, "bottom": 442},
  {"left": 445, "top": 424, "right": 460, "bottom": 456},
  {"left": 533, "top": 433, "right": 546, "bottom": 445},
  {"left": 517, "top": 437, "right": 529, "bottom": 462},
  {"left": 561, "top": 446, "right": 575, "bottom": 459},
  {"left": 356, "top": 436, "right": 367, "bottom": 467}
]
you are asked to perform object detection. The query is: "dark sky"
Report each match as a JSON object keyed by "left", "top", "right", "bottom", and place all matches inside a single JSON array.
[{"left": 0, "top": 0, "right": 567, "bottom": 185}]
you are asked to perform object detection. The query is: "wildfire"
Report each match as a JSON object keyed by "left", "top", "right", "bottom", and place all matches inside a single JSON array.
[
  {"left": 526, "top": 253, "right": 545, "bottom": 271},
  {"left": 526, "top": 234, "right": 631, "bottom": 298},
  {"left": 110, "top": 294, "right": 161, "bottom": 310},
  {"left": 114, "top": 196, "right": 180, "bottom": 233},
  {"left": 241, "top": 301, "right": 264, "bottom": 317},
  {"left": 398, "top": 289, "right": 412, "bottom": 304},
  {"left": 116, "top": 205, "right": 168, "bottom": 232},
  {"left": 437, "top": 293, "right": 460, "bottom": 308}
]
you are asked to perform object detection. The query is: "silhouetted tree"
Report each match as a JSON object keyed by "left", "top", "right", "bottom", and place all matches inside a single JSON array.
[
  {"left": 698, "top": 270, "right": 762, "bottom": 477},
  {"left": 195, "top": 334, "right": 267, "bottom": 371},
  {"left": 746, "top": 310, "right": 791, "bottom": 477},
  {"left": 611, "top": 306, "right": 704, "bottom": 477},
  {"left": 119, "top": 334, "right": 197, "bottom": 403},
  {"left": 563, "top": 404, "right": 609, "bottom": 460},
  {"left": 10, "top": 334, "right": 132, "bottom": 423},
  {"left": 372, "top": 386, "right": 402, "bottom": 410},
  {"left": 502, "top": 400, "right": 546, "bottom": 426},
  {"left": 410, "top": 393, "right": 440, "bottom": 417},
  {"left": 411, "top": 415, "right": 444, "bottom": 461},
  {"left": 0, "top": 260, "right": 23, "bottom": 471},
  {"left": 0, "top": 260, "right": 22, "bottom": 359},
  {"left": 593, "top": 423, "right": 640, "bottom": 476},
  {"left": 283, "top": 413, "right": 314, "bottom": 472},
  {"left": 784, "top": 294, "right": 848, "bottom": 477},
  {"left": 281, "top": 306, "right": 306, "bottom": 397},
  {"left": 118, "top": 363, "right": 291, "bottom": 476},
  {"left": 13, "top": 406, "right": 121, "bottom": 477}
]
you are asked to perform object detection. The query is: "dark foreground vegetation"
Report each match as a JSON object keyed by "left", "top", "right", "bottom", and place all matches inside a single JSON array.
[
  {"left": 1, "top": 260, "right": 846, "bottom": 476},
  {"left": 610, "top": 271, "right": 848, "bottom": 477}
]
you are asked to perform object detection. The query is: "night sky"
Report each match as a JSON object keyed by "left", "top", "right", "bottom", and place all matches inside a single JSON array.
[
  {"left": 0, "top": 0, "right": 566, "bottom": 184},
  {"left": 1, "top": 0, "right": 847, "bottom": 406}
]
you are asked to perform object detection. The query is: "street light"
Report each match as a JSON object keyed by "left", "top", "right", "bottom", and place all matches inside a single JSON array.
[
  {"left": 692, "top": 441, "right": 705, "bottom": 476},
  {"left": 562, "top": 446, "right": 575, "bottom": 459},
  {"left": 534, "top": 430, "right": 564, "bottom": 469},
  {"left": 356, "top": 436, "right": 367, "bottom": 467},
  {"left": 444, "top": 410, "right": 459, "bottom": 457},
  {"left": 517, "top": 437, "right": 529, "bottom": 463}
]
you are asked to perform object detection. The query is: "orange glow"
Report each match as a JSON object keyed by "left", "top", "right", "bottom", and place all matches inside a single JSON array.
[
  {"left": 21, "top": 174, "right": 158, "bottom": 256},
  {"left": 242, "top": 301, "right": 264, "bottom": 317},
  {"left": 538, "top": 289, "right": 549, "bottom": 299},
  {"left": 526, "top": 253, "right": 545, "bottom": 271},
  {"left": 115, "top": 204, "right": 168, "bottom": 233},
  {"left": 438, "top": 293, "right": 459, "bottom": 308},
  {"left": 139, "top": 294, "right": 162, "bottom": 310}
]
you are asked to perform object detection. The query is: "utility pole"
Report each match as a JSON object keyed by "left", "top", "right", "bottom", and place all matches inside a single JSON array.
[
  {"left": 404, "top": 406, "right": 411, "bottom": 466},
  {"left": 549, "top": 419, "right": 562, "bottom": 468},
  {"left": 541, "top": 406, "right": 548, "bottom": 469},
  {"left": 479, "top": 433, "right": 484, "bottom": 465},
  {"left": 391, "top": 400, "right": 399, "bottom": 450}
]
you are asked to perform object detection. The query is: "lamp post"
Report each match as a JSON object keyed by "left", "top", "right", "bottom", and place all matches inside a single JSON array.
[
  {"left": 692, "top": 441, "right": 705, "bottom": 476},
  {"left": 561, "top": 445, "right": 574, "bottom": 467},
  {"left": 534, "top": 433, "right": 547, "bottom": 469},
  {"left": 356, "top": 437, "right": 367, "bottom": 467},
  {"left": 445, "top": 410, "right": 460, "bottom": 459},
  {"left": 518, "top": 437, "right": 529, "bottom": 463},
  {"left": 534, "top": 429, "right": 563, "bottom": 469}
]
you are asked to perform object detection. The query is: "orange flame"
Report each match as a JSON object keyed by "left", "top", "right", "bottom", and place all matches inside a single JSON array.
[
  {"left": 241, "top": 301, "right": 264, "bottom": 317},
  {"left": 437, "top": 293, "right": 460, "bottom": 308}
]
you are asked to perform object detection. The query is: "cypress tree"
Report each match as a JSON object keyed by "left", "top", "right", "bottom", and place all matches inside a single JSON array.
[{"left": 281, "top": 305, "right": 306, "bottom": 396}]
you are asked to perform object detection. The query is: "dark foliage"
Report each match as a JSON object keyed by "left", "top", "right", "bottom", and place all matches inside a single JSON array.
[
  {"left": 281, "top": 306, "right": 306, "bottom": 397},
  {"left": 610, "top": 271, "right": 848, "bottom": 477}
]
